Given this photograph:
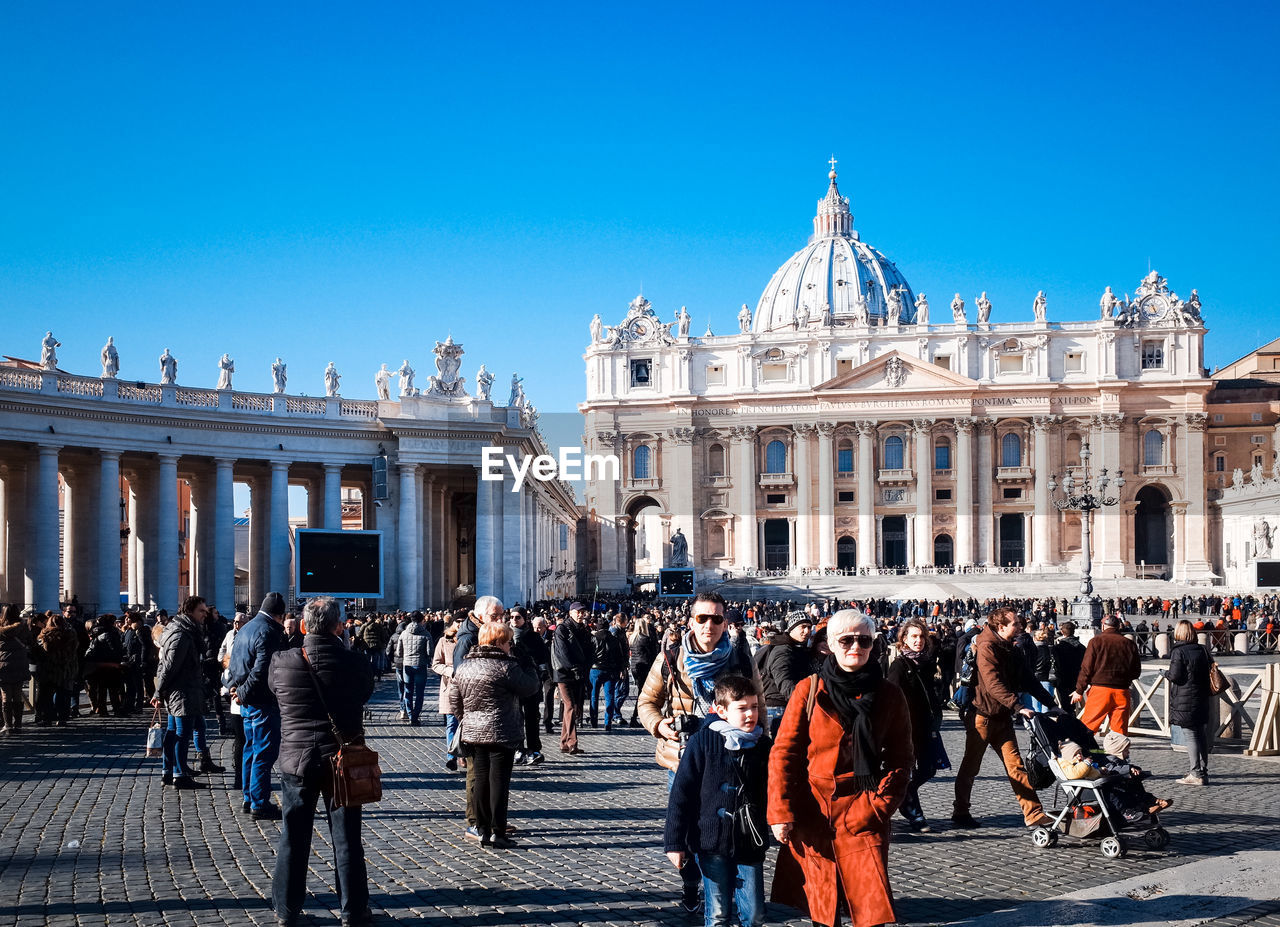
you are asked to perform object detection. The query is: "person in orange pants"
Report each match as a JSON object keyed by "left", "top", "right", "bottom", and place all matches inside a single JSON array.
[
  {"left": 1076, "top": 683, "right": 1131, "bottom": 734},
  {"left": 1072, "top": 615, "right": 1141, "bottom": 734}
]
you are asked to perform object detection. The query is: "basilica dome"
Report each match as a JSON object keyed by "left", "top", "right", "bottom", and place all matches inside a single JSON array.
[{"left": 753, "top": 168, "right": 915, "bottom": 333}]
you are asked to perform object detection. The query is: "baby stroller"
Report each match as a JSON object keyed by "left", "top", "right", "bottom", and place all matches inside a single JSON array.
[{"left": 1021, "top": 711, "right": 1169, "bottom": 859}]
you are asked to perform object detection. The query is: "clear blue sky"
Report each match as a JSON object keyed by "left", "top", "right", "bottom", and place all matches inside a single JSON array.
[{"left": 4, "top": 0, "right": 1279, "bottom": 425}]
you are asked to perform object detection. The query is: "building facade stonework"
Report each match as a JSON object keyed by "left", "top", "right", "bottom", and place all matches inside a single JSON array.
[
  {"left": 0, "top": 349, "right": 579, "bottom": 615},
  {"left": 582, "top": 167, "right": 1217, "bottom": 590}
]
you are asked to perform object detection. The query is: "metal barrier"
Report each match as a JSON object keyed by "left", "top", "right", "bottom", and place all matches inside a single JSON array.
[{"left": 1127, "top": 666, "right": 1273, "bottom": 749}]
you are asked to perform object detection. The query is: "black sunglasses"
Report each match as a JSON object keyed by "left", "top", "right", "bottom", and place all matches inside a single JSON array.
[
  {"left": 691, "top": 613, "right": 726, "bottom": 626},
  {"left": 834, "top": 633, "right": 875, "bottom": 650}
]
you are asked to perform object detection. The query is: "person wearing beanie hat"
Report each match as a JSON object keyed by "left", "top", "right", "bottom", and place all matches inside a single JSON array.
[{"left": 227, "top": 591, "right": 289, "bottom": 818}]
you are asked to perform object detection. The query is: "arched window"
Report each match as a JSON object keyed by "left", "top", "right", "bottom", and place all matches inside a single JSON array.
[
  {"left": 633, "top": 445, "right": 651, "bottom": 479},
  {"left": 708, "top": 525, "right": 726, "bottom": 558},
  {"left": 1144, "top": 429, "right": 1165, "bottom": 467},
  {"left": 884, "top": 435, "right": 904, "bottom": 470},
  {"left": 708, "top": 443, "right": 725, "bottom": 477},
  {"left": 935, "top": 438, "right": 951, "bottom": 471},
  {"left": 1066, "top": 432, "right": 1082, "bottom": 468},
  {"left": 765, "top": 440, "right": 787, "bottom": 474},
  {"left": 837, "top": 438, "right": 854, "bottom": 473},
  {"left": 1001, "top": 432, "right": 1022, "bottom": 468}
]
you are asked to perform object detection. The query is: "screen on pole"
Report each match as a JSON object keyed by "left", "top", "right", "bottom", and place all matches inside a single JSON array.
[
  {"left": 296, "top": 530, "right": 383, "bottom": 598},
  {"left": 1256, "top": 559, "right": 1280, "bottom": 589},
  {"left": 657, "top": 568, "right": 695, "bottom": 598}
]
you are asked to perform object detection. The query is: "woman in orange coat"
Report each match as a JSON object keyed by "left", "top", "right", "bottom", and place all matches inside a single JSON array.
[{"left": 767, "top": 609, "right": 913, "bottom": 927}]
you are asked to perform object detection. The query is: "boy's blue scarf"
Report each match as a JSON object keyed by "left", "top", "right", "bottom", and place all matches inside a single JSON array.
[{"left": 706, "top": 718, "right": 765, "bottom": 751}]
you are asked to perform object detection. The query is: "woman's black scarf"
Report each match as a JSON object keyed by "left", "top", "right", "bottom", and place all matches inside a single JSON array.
[{"left": 820, "top": 656, "right": 883, "bottom": 792}]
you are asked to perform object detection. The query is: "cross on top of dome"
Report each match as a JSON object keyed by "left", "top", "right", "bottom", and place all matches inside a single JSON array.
[{"left": 814, "top": 157, "right": 853, "bottom": 241}]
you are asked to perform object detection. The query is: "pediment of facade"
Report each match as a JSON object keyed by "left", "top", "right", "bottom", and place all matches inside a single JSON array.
[{"left": 815, "top": 350, "right": 978, "bottom": 393}]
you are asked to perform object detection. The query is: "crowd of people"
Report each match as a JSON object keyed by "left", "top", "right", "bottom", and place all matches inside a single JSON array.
[{"left": 0, "top": 586, "right": 1238, "bottom": 926}]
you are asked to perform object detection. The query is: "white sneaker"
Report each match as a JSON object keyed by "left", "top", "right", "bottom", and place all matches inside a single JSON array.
[
  {"left": 398, "top": 710, "right": 408, "bottom": 721},
  {"left": 514, "top": 751, "right": 527, "bottom": 766}
]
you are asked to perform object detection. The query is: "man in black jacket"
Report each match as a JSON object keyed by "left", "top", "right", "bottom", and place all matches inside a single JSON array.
[
  {"left": 269, "top": 595, "right": 375, "bottom": 927},
  {"left": 757, "top": 611, "right": 814, "bottom": 736},
  {"left": 1050, "top": 621, "right": 1086, "bottom": 714},
  {"left": 551, "top": 603, "right": 589, "bottom": 755},
  {"left": 510, "top": 607, "right": 548, "bottom": 766},
  {"left": 228, "top": 591, "right": 288, "bottom": 818},
  {"left": 589, "top": 617, "right": 627, "bottom": 731}
]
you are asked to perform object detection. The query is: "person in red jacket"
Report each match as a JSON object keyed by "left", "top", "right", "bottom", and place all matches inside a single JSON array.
[{"left": 1072, "top": 615, "right": 1142, "bottom": 734}]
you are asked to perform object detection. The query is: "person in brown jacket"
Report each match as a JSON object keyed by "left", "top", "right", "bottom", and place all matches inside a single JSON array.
[
  {"left": 1072, "top": 615, "right": 1142, "bottom": 735},
  {"left": 638, "top": 591, "right": 766, "bottom": 916},
  {"left": 951, "top": 607, "right": 1056, "bottom": 829}
]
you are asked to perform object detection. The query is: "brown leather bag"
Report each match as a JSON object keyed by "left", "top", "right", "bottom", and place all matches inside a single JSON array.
[
  {"left": 1207, "top": 659, "right": 1230, "bottom": 697},
  {"left": 302, "top": 647, "right": 383, "bottom": 808}
]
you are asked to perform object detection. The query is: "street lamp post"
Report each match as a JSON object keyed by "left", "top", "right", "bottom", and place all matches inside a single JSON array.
[{"left": 1048, "top": 443, "right": 1125, "bottom": 623}]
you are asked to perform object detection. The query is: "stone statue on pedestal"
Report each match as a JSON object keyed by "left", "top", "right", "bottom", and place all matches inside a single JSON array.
[
  {"left": 159, "top": 348, "right": 177, "bottom": 385},
  {"left": 590, "top": 314, "right": 604, "bottom": 344},
  {"left": 101, "top": 337, "right": 119, "bottom": 378},
  {"left": 476, "top": 363, "right": 495, "bottom": 401},
  {"left": 426, "top": 335, "right": 467, "bottom": 398},
  {"left": 375, "top": 364, "right": 391, "bottom": 400},
  {"left": 1033, "top": 290, "right": 1048, "bottom": 323},
  {"left": 509, "top": 373, "right": 527, "bottom": 409},
  {"left": 677, "top": 306, "right": 692, "bottom": 338},
  {"left": 397, "top": 360, "right": 416, "bottom": 397},
  {"left": 886, "top": 287, "right": 903, "bottom": 325},
  {"left": 914, "top": 293, "right": 929, "bottom": 326},
  {"left": 951, "top": 293, "right": 966, "bottom": 324},
  {"left": 668, "top": 528, "right": 689, "bottom": 568},
  {"left": 738, "top": 304, "right": 752, "bottom": 333},
  {"left": 1253, "top": 519, "right": 1273, "bottom": 558},
  {"left": 217, "top": 353, "right": 235, "bottom": 390},
  {"left": 324, "top": 362, "right": 341, "bottom": 397},
  {"left": 1100, "top": 286, "right": 1118, "bottom": 319},
  {"left": 271, "top": 358, "right": 287, "bottom": 394},
  {"left": 976, "top": 292, "right": 992, "bottom": 324},
  {"left": 41, "top": 331, "right": 60, "bottom": 370}
]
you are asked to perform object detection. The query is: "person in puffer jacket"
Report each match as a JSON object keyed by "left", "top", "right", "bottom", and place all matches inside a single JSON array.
[
  {"left": 0, "top": 605, "right": 32, "bottom": 734},
  {"left": 395, "top": 613, "right": 433, "bottom": 726},
  {"left": 448, "top": 622, "right": 539, "bottom": 848},
  {"left": 154, "top": 596, "right": 209, "bottom": 789}
]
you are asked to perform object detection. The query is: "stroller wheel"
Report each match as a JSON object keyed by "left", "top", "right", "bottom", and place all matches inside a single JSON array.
[
  {"left": 1031, "top": 825, "right": 1058, "bottom": 848},
  {"left": 1144, "top": 827, "right": 1170, "bottom": 850},
  {"left": 1100, "top": 835, "right": 1128, "bottom": 859}
]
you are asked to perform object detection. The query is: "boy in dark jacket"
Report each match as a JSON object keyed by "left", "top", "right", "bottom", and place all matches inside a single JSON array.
[{"left": 664, "top": 674, "right": 771, "bottom": 927}]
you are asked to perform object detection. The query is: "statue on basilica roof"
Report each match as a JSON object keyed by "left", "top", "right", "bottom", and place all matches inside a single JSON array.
[
  {"left": 1100, "top": 286, "right": 1119, "bottom": 319},
  {"left": 101, "top": 337, "right": 119, "bottom": 379},
  {"left": 397, "top": 359, "right": 416, "bottom": 397},
  {"left": 738, "top": 304, "right": 752, "bottom": 334},
  {"left": 476, "top": 363, "right": 495, "bottom": 402},
  {"left": 914, "top": 293, "right": 929, "bottom": 326},
  {"left": 1033, "top": 290, "right": 1048, "bottom": 324},
  {"left": 272, "top": 357, "right": 287, "bottom": 394},
  {"left": 590, "top": 313, "right": 604, "bottom": 344},
  {"left": 951, "top": 293, "right": 966, "bottom": 324},
  {"left": 975, "top": 292, "right": 992, "bottom": 325},
  {"left": 426, "top": 335, "right": 467, "bottom": 398},
  {"left": 885, "top": 287, "right": 903, "bottom": 325},
  {"left": 676, "top": 305, "right": 692, "bottom": 338}
]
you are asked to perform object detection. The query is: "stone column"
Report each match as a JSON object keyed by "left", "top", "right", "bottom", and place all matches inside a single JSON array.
[
  {"left": 976, "top": 420, "right": 995, "bottom": 566},
  {"left": 1093, "top": 414, "right": 1125, "bottom": 575},
  {"left": 732, "top": 426, "right": 759, "bottom": 570},
  {"left": 1182, "top": 413, "right": 1212, "bottom": 578},
  {"left": 816, "top": 422, "right": 836, "bottom": 569},
  {"left": 157, "top": 454, "right": 180, "bottom": 614},
  {"left": 324, "top": 464, "right": 343, "bottom": 530},
  {"left": 474, "top": 465, "right": 499, "bottom": 598},
  {"left": 214, "top": 459, "right": 235, "bottom": 615},
  {"left": 397, "top": 462, "right": 420, "bottom": 609},
  {"left": 268, "top": 461, "right": 290, "bottom": 599},
  {"left": 248, "top": 476, "right": 267, "bottom": 609},
  {"left": 97, "top": 453, "right": 123, "bottom": 614},
  {"left": 33, "top": 446, "right": 61, "bottom": 611},
  {"left": 126, "top": 472, "right": 142, "bottom": 606},
  {"left": 787, "top": 516, "right": 797, "bottom": 569},
  {"left": 502, "top": 466, "right": 525, "bottom": 606},
  {"left": 422, "top": 474, "right": 435, "bottom": 607},
  {"left": 1031, "top": 416, "right": 1055, "bottom": 569},
  {"left": 954, "top": 419, "right": 974, "bottom": 567},
  {"left": 306, "top": 480, "right": 323, "bottom": 529},
  {"left": 914, "top": 419, "right": 934, "bottom": 567},
  {"left": 61, "top": 467, "right": 77, "bottom": 601},
  {"left": 194, "top": 473, "right": 217, "bottom": 598},
  {"left": 856, "top": 421, "right": 876, "bottom": 570},
  {"left": 3, "top": 463, "right": 28, "bottom": 605},
  {"left": 793, "top": 424, "right": 814, "bottom": 569}
]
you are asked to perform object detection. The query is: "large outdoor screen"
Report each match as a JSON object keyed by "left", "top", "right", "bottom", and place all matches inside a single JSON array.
[
  {"left": 657, "top": 568, "right": 695, "bottom": 598},
  {"left": 1256, "top": 559, "right": 1280, "bottom": 589},
  {"left": 296, "top": 529, "right": 383, "bottom": 598}
]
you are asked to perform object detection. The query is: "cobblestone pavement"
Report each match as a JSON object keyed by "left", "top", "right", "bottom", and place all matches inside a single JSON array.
[{"left": 1, "top": 675, "right": 1278, "bottom": 927}]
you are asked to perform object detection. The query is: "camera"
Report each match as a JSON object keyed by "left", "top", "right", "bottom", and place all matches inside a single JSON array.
[{"left": 672, "top": 714, "right": 701, "bottom": 738}]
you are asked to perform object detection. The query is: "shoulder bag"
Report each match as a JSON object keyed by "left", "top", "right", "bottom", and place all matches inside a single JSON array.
[
  {"left": 1206, "top": 647, "right": 1230, "bottom": 696},
  {"left": 302, "top": 647, "right": 383, "bottom": 808}
]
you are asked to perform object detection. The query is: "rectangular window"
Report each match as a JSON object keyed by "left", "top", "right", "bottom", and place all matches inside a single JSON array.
[
  {"left": 1255, "top": 455, "right": 1265, "bottom": 469},
  {"left": 765, "top": 493, "right": 786, "bottom": 504},
  {"left": 1252, "top": 435, "right": 1267, "bottom": 445},
  {"left": 837, "top": 448, "right": 854, "bottom": 472},
  {"left": 998, "top": 354, "right": 1024, "bottom": 374},
  {"left": 1002, "top": 488, "right": 1022, "bottom": 500},
  {"left": 1214, "top": 456, "right": 1225, "bottom": 472},
  {"left": 837, "top": 358, "right": 853, "bottom": 376},
  {"left": 1064, "top": 352, "right": 1084, "bottom": 373},
  {"left": 935, "top": 489, "right": 952, "bottom": 501},
  {"left": 1213, "top": 413, "right": 1224, "bottom": 423},
  {"left": 935, "top": 444, "right": 951, "bottom": 470},
  {"left": 761, "top": 363, "right": 789, "bottom": 382},
  {"left": 630, "top": 359, "right": 652, "bottom": 387},
  {"left": 934, "top": 355, "right": 951, "bottom": 370},
  {"left": 1141, "top": 341, "right": 1164, "bottom": 370},
  {"left": 560, "top": 524, "right": 568, "bottom": 550},
  {"left": 705, "top": 364, "right": 725, "bottom": 386},
  {"left": 837, "top": 490, "right": 855, "bottom": 503},
  {"left": 1252, "top": 412, "right": 1264, "bottom": 422}
]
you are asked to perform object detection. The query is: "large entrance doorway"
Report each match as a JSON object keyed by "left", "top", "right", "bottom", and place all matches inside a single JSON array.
[
  {"left": 934, "top": 534, "right": 954, "bottom": 569},
  {"left": 624, "top": 496, "right": 663, "bottom": 580},
  {"left": 999, "top": 513, "right": 1025, "bottom": 567},
  {"left": 1134, "top": 485, "right": 1171, "bottom": 571},
  {"left": 837, "top": 536, "right": 856, "bottom": 570},
  {"left": 763, "top": 519, "right": 790, "bottom": 570},
  {"left": 882, "top": 516, "right": 907, "bottom": 571}
]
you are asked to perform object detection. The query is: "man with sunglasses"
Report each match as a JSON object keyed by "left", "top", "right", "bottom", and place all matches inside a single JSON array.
[
  {"left": 638, "top": 591, "right": 766, "bottom": 917},
  {"left": 951, "top": 607, "right": 1057, "bottom": 830}
]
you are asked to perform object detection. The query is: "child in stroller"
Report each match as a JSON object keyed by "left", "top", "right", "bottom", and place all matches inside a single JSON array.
[{"left": 1022, "top": 711, "right": 1171, "bottom": 858}]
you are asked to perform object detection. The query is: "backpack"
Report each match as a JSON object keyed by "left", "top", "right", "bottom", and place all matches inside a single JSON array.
[{"left": 953, "top": 639, "right": 979, "bottom": 712}]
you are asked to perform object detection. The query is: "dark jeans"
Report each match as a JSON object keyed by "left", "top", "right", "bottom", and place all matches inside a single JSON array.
[
  {"left": 241, "top": 704, "right": 281, "bottom": 811},
  {"left": 274, "top": 769, "right": 368, "bottom": 921},
  {"left": 162, "top": 714, "right": 199, "bottom": 777},
  {"left": 589, "top": 669, "right": 619, "bottom": 728},
  {"left": 521, "top": 693, "right": 541, "bottom": 754},
  {"left": 1, "top": 682, "right": 25, "bottom": 731},
  {"left": 37, "top": 681, "right": 72, "bottom": 724},
  {"left": 230, "top": 713, "right": 246, "bottom": 789},
  {"left": 469, "top": 745, "right": 516, "bottom": 839},
  {"left": 403, "top": 666, "right": 430, "bottom": 722},
  {"left": 86, "top": 664, "right": 125, "bottom": 715},
  {"left": 123, "top": 665, "right": 145, "bottom": 710},
  {"left": 542, "top": 676, "right": 558, "bottom": 731}
]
